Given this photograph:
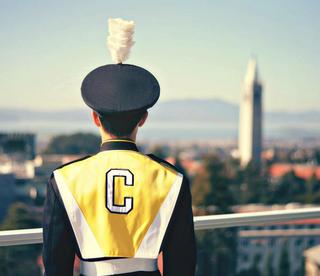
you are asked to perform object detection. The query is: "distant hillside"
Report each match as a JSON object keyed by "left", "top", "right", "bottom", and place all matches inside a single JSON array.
[
  {"left": 149, "top": 98, "right": 238, "bottom": 122},
  {"left": 1, "top": 98, "right": 319, "bottom": 124},
  {"left": 1, "top": 98, "right": 320, "bottom": 140},
  {"left": 0, "top": 108, "right": 90, "bottom": 122}
]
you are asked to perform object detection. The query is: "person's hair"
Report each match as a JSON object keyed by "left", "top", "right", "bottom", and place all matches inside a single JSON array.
[{"left": 98, "top": 110, "right": 146, "bottom": 137}]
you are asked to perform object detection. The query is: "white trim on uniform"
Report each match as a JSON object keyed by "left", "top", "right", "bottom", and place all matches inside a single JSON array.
[
  {"left": 53, "top": 170, "right": 105, "bottom": 259},
  {"left": 135, "top": 173, "right": 183, "bottom": 258},
  {"left": 80, "top": 258, "right": 158, "bottom": 276}
]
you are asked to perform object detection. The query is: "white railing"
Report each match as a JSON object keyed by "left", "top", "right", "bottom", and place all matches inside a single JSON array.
[{"left": 1, "top": 207, "right": 320, "bottom": 247}]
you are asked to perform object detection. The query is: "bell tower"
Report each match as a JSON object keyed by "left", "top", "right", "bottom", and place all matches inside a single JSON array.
[{"left": 238, "top": 58, "right": 263, "bottom": 167}]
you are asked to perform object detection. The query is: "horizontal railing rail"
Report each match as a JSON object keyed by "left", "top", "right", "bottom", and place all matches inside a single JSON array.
[{"left": 1, "top": 207, "right": 320, "bottom": 247}]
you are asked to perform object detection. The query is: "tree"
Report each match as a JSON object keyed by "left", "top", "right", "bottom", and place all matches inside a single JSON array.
[
  {"left": 237, "top": 254, "right": 262, "bottom": 276},
  {"left": 297, "top": 256, "right": 305, "bottom": 276},
  {"left": 273, "top": 171, "right": 306, "bottom": 203},
  {"left": 302, "top": 172, "right": 320, "bottom": 204},
  {"left": 192, "top": 154, "right": 234, "bottom": 212},
  {"left": 315, "top": 149, "right": 320, "bottom": 164},
  {"left": 304, "top": 173, "right": 319, "bottom": 203},
  {"left": 263, "top": 252, "right": 274, "bottom": 276},
  {"left": 174, "top": 155, "right": 187, "bottom": 176},
  {"left": 249, "top": 254, "right": 261, "bottom": 276},
  {"left": 0, "top": 203, "right": 42, "bottom": 276},
  {"left": 149, "top": 145, "right": 168, "bottom": 159},
  {"left": 43, "top": 132, "right": 100, "bottom": 154},
  {"left": 192, "top": 155, "right": 237, "bottom": 276},
  {"left": 196, "top": 230, "right": 214, "bottom": 276},
  {"left": 0, "top": 203, "right": 41, "bottom": 230},
  {"left": 277, "top": 242, "right": 290, "bottom": 276},
  {"left": 237, "top": 161, "right": 270, "bottom": 204}
]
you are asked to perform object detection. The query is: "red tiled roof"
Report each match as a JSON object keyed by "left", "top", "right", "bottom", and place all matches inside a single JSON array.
[
  {"left": 269, "top": 163, "right": 320, "bottom": 180},
  {"left": 165, "top": 157, "right": 204, "bottom": 174}
]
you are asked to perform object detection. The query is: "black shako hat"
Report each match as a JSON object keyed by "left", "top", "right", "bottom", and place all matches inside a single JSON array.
[
  {"left": 81, "top": 64, "right": 160, "bottom": 114},
  {"left": 81, "top": 18, "right": 160, "bottom": 114}
]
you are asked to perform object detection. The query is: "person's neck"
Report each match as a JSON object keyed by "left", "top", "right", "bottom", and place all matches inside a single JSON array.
[{"left": 100, "top": 128, "right": 137, "bottom": 143}]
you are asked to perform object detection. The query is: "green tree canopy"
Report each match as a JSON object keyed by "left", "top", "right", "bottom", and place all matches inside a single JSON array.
[
  {"left": 192, "top": 155, "right": 237, "bottom": 276},
  {"left": 237, "top": 161, "right": 270, "bottom": 204},
  {"left": 192, "top": 154, "right": 234, "bottom": 212},
  {"left": 277, "top": 242, "right": 290, "bottom": 276},
  {"left": 43, "top": 132, "right": 100, "bottom": 154},
  {"left": 0, "top": 203, "right": 42, "bottom": 276},
  {"left": 263, "top": 252, "right": 274, "bottom": 276},
  {"left": 273, "top": 171, "right": 306, "bottom": 203}
]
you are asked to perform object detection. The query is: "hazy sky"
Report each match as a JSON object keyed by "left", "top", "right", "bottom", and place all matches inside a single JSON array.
[{"left": 0, "top": 0, "right": 319, "bottom": 112}]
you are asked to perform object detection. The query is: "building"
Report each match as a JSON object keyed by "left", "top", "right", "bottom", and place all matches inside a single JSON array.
[
  {"left": 0, "top": 132, "right": 37, "bottom": 179},
  {"left": 235, "top": 204, "right": 320, "bottom": 275},
  {"left": 0, "top": 155, "right": 35, "bottom": 179},
  {"left": 238, "top": 58, "right": 263, "bottom": 167},
  {"left": 0, "top": 132, "right": 36, "bottom": 160}
]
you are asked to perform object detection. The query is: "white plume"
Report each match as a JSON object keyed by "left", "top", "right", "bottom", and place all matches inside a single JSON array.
[{"left": 107, "top": 18, "right": 135, "bottom": 64}]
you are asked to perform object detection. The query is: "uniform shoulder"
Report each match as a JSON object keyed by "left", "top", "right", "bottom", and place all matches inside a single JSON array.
[
  {"left": 48, "top": 155, "right": 93, "bottom": 200},
  {"left": 52, "top": 154, "right": 93, "bottom": 173},
  {"left": 146, "top": 153, "right": 185, "bottom": 176}
]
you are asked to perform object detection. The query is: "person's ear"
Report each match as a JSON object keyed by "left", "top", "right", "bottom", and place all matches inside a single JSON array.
[
  {"left": 138, "top": 111, "right": 148, "bottom": 127},
  {"left": 92, "top": 111, "right": 102, "bottom": 127}
]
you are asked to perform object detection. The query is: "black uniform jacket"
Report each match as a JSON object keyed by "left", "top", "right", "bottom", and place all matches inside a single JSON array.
[{"left": 42, "top": 140, "right": 197, "bottom": 276}]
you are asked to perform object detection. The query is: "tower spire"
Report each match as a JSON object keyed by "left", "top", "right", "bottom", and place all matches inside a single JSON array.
[{"left": 244, "top": 57, "right": 259, "bottom": 85}]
